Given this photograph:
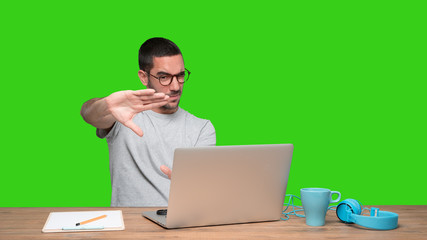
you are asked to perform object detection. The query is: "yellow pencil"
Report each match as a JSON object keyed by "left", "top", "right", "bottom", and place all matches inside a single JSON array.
[{"left": 76, "top": 215, "right": 107, "bottom": 226}]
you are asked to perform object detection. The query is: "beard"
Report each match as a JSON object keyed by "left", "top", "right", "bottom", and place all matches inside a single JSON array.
[
  {"left": 162, "top": 100, "right": 180, "bottom": 110},
  {"left": 147, "top": 80, "right": 181, "bottom": 110},
  {"left": 161, "top": 92, "right": 181, "bottom": 110}
]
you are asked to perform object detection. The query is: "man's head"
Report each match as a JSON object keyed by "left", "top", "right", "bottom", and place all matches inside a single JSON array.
[{"left": 138, "top": 38, "right": 187, "bottom": 114}]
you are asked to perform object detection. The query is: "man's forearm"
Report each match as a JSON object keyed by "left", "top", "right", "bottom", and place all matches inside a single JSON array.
[{"left": 81, "top": 98, "right": 116, "bottom": 129}]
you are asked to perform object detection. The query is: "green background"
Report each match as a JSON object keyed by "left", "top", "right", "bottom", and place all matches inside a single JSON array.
[{"left": 1, "top": 1, "right": 425, "bottom": 207}]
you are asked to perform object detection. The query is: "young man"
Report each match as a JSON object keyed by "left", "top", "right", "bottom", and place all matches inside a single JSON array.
[{"left": 81, "top": 38, "right": 216, "bottom": 207}]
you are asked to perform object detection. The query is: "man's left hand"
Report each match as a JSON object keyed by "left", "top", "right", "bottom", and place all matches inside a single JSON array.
[{"left": 160, "top": 165, "right": 172, "bottom": 179}]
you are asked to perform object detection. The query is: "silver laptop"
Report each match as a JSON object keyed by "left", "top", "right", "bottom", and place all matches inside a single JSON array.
[{"left": 143, "top": 144, "right": 293, "bottom": 229}]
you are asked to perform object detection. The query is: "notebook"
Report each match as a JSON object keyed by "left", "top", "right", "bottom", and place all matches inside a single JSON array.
[{"left": 42, "top": 210, "right": 125, "bottom": 233}]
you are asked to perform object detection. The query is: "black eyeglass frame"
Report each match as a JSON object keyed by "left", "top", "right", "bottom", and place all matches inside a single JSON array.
[{"left": 148, "top": 68, "right": 191, "bottom": 86}]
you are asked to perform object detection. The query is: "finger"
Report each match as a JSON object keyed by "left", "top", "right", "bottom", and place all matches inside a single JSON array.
[
  {"left": 140, "top": 97, "right": 170, "bottom": 105},
  {"left": 133, "top": 89, "right": 156, "bottom": 96},
  {"left": 123, "top": 120, "right": 144, "bottom": 137},
  {"left": 130, "top": 100, "right": 168, "bottom": 112},
  {"left": 142, "top": 101, "right": 169, "bottom": 110},
  {"left": 160, "top": 165, "right": 172, "bottom": 179},
  {"left": 139, "top": 93, "right": 168, "bottom": 101}
]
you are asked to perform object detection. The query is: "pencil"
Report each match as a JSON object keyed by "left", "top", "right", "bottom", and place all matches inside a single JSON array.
[{"left": 76, "top": 215, "right": 107, "bottom": 226}]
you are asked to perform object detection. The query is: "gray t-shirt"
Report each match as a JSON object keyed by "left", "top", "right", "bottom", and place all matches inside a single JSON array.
[{"left": 97, "top": 107, "right": 216, "bottom": 207}]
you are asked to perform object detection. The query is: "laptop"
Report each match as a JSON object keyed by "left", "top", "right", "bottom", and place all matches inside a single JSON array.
[{"left": 143, "top": 144, "right": 294, "bottom": 229}]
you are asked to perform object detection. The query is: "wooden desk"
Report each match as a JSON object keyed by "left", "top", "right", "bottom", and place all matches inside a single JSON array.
[{"left": 0, "top": 206, "right": 426, "bottom": 239}]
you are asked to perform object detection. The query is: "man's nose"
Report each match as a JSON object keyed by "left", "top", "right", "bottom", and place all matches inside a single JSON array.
[{"left": 169, "top": 76, "right": 180, "bottom": 91}]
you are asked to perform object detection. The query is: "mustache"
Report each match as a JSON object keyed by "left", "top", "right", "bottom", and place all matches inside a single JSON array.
[{"left": 167, "top": 90, "right": 181, "bottom": 97}]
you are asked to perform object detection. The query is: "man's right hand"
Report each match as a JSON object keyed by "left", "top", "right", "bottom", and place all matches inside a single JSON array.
[{"left": 104, "top": 89, "right": 169, "bottom": 137}]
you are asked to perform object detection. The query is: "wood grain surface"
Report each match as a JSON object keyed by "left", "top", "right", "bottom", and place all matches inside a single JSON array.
[{"left": 0, "top": 205, "right": 426, "bottom": 239}]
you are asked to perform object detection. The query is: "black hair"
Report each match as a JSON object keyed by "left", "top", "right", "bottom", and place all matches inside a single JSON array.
[{"left": 138, "top": 37, "right": 182, "bottom": 73}]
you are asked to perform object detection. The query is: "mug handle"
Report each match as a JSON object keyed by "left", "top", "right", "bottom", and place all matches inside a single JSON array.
[{"left": 330, "top": 191, "right": 341, "bottom": 203}]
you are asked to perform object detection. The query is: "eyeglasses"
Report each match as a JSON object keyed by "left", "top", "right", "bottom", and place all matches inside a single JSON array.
[{"left": 148, "top": 68, "right": 191, "bottom": 86}]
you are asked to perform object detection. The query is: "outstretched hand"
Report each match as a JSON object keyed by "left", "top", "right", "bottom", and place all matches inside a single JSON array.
[
  {"left": 105, "top": 89, "right": 169, "bottom": 137},
  {"left": 160, "top": 165, "right": 172, "bottom": 179}
]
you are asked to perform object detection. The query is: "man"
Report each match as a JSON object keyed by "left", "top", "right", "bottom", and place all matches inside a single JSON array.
[{"left": 80, "top": 38, "right": 216, "bottom": 207}]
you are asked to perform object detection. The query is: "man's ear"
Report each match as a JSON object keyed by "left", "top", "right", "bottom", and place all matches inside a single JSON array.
[{"left": 138, "top": 70, "right": 149, "bottom": 86}]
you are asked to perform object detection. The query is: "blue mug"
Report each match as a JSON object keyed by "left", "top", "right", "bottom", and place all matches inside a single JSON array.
[{"left": 301, "top": 188, "right": 341, "bottom": 226}]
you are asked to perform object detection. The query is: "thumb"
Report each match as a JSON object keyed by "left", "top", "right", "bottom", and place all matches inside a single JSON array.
[
  {"left": 123, "top": 120, "right": 144, "bottom": 137},
  {"left": 160, "top": 165, "right": 172, "bottom": 179}
]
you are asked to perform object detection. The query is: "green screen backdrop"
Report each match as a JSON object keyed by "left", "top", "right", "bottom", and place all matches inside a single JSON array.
[{"left": 1, "top": 1, "right": 426, "bottom": 206}]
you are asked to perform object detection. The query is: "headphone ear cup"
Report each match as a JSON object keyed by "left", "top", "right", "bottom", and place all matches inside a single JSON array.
[
  {"left": 347, "top": 199, "right": 362, "bottom": 215},
  {"left": 336, "top": 199, "right": 362, "bottom": 223}
]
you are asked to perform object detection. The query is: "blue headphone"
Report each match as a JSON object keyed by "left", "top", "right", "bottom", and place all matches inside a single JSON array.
[{"left": 336, "top": 199, "right": 399, "bottom": 230}]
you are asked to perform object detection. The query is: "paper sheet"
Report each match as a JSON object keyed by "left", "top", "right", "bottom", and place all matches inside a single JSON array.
[{"left": 43, "top": 210, "right": 124, "bottom": 230}]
